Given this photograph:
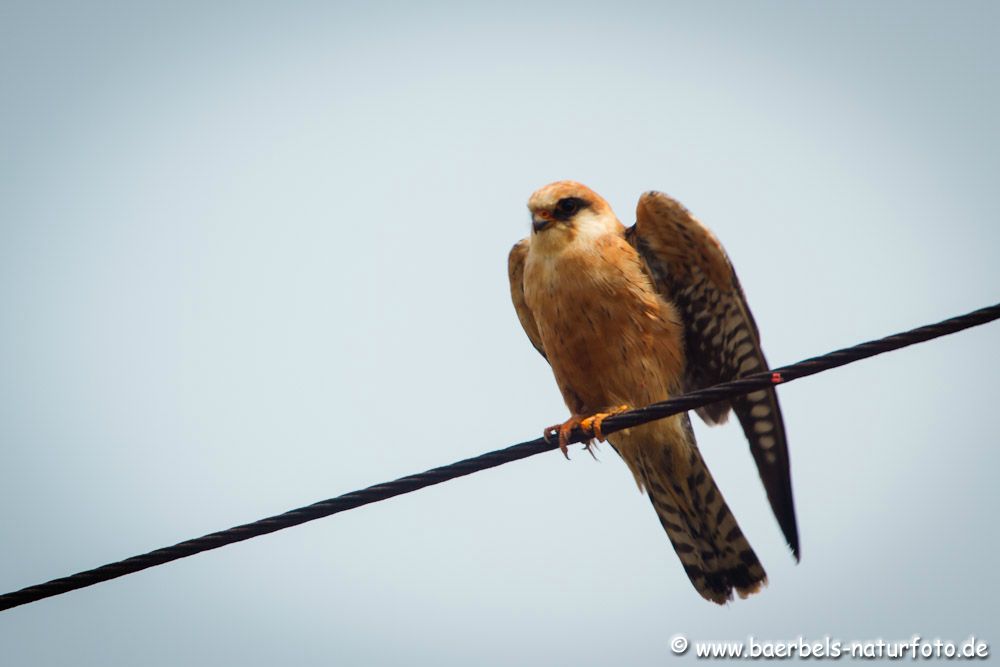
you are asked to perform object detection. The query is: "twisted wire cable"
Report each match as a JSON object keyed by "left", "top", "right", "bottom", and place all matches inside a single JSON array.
[{"left": 1, "top": 301, "right": 997, "bottom": 613}]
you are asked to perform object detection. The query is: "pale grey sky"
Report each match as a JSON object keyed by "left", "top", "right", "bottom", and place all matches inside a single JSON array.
[{"left": 2, "top": 1, "right": 998, "bottom": 665}]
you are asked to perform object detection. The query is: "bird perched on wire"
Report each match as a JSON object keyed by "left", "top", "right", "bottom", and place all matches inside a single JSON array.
[{"left": 508, "top": 181, "right": 798, "bottom": 604}]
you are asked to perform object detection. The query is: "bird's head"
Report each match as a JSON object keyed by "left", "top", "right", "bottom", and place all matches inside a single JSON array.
[{"left": 527, "top": 181, "right": 618, "bottom": 250}]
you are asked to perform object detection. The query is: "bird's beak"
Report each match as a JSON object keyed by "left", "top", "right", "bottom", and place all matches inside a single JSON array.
[{"left": 532, "top": 212, "right": 553, "bottom": 233}]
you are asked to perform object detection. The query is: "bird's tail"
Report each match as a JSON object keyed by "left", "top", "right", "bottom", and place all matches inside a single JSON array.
[{"left": 624, "top": 418, "right": 767, "bottom": 604}]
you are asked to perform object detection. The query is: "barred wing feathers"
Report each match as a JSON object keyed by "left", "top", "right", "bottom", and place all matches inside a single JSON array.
[{"left": 628, "top": 191, "right": 799, "bottom": 559}]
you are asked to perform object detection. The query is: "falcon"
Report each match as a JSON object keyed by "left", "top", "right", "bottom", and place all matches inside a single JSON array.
[{"left": 508, "top": 181, "right": 798, "bottom": 604}]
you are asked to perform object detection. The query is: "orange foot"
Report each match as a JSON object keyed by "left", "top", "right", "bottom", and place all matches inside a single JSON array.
[
  {"left": 544, "top": 405, "right": 631, "bottom": 460},
  {"left": 544, "top": 415, "right": 588, "bottom": 459},
  {"left": 580, "top": 405, "right": 631, "bottom": 442}
]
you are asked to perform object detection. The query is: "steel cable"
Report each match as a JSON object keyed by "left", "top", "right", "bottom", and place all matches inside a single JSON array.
[{"left": 1, "top": 301, "right": 997, "bottom": 613}]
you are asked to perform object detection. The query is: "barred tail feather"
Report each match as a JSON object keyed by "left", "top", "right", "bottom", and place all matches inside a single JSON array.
[{"left": 634, "top": 437, "right": 767, "bottom": 604}]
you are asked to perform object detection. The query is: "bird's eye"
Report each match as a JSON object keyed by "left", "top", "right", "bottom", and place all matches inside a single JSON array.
[
  {"left": 556, "top": 198, "right": 579, "bottom": 215},
  {"left": 553, "top": 197, "right": 585, "bottom": 220}
]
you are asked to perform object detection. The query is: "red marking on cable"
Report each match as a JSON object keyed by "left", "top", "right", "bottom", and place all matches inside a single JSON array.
[{"left": 771, "top": 372, "right": 784, "bottom": 384}]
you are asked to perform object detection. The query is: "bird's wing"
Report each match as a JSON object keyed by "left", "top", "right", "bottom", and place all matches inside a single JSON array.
[
  {"left": 508, "top": 239, "right": 547, "bottom": 359},
  {"left": 627, "top": 191, "right": 799, "bottom": 559}
]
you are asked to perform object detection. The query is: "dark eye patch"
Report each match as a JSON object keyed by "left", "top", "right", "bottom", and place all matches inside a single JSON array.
[{"left": 553, "top": 197, "right": 588, "bottom": 221}]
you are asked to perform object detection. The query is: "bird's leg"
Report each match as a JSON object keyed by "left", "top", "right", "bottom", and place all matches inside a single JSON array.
[
  {"left": 543, "top": 415, "right": 589, "bottom": 459},
  {"left": 544, "top": 405, "right": 630, "bottom": 459},
  {"left": 580, "top": 405, "right": 631, "bottom": 442}
]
